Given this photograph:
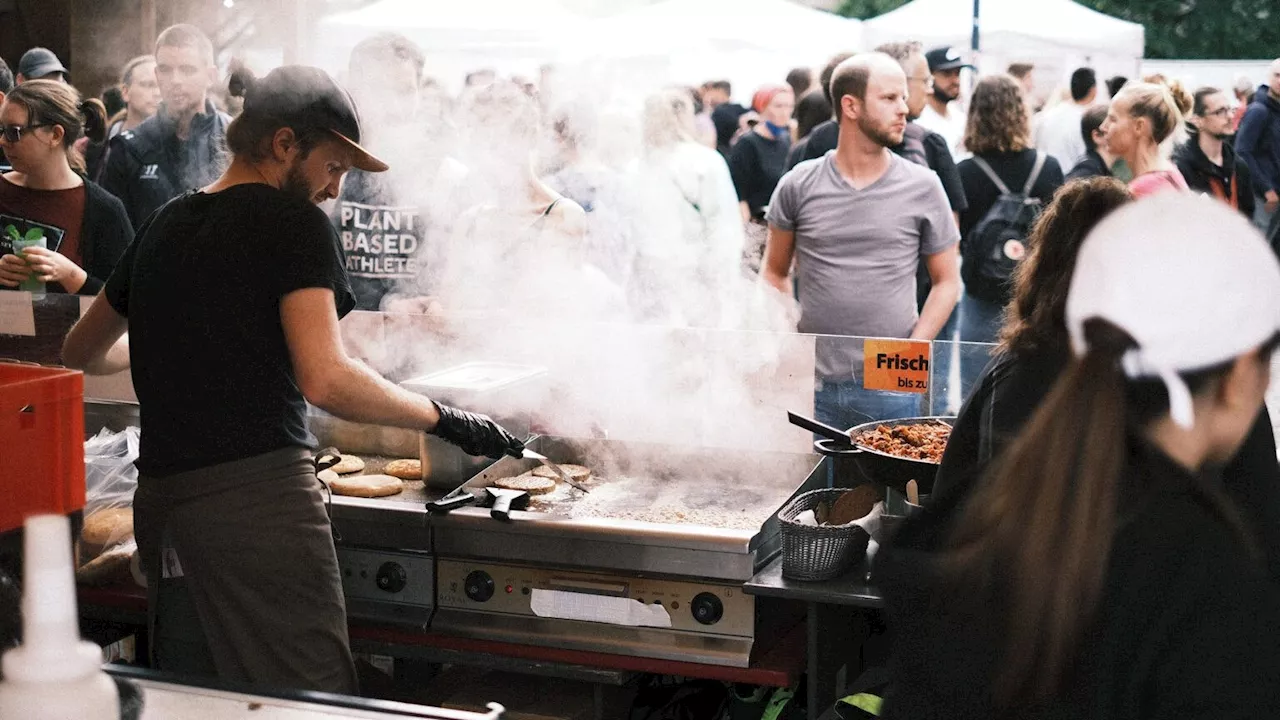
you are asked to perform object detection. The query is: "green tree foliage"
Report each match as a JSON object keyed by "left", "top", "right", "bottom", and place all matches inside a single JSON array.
[
  {"left": 836, "top": 0, "right": 1279, "bottom": 60},
  {"left": 837, "top": 0, "right": 909, "bottom": 20}
]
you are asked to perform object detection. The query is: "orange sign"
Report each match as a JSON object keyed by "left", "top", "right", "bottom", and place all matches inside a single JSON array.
[{"left": 863, "top": 339, "right": 931, "bottom": 394}]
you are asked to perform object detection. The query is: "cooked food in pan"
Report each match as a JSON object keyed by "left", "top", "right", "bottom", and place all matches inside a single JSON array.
[{"left": 856, "top": 421, "right": 951, "bottom": 463}]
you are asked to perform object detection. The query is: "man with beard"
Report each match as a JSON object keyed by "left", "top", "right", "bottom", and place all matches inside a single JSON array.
[
  {"left": 1175, "top": 87, "right": 1256, "bottom": 220},
  {"left": 916, "top": 46, "right": 973, "bottom": 160},
  {"left": 333, "top": 33, "right": 444, "bottom": 313},
  {"left": 102, "top": 24, "right": 230, "bottom": 227},
  {"left": 63, "top": 65, "right": 524, "bottom": 693},
  {"left": 762, "top": 53, "right": 960, "bottom": 428}
]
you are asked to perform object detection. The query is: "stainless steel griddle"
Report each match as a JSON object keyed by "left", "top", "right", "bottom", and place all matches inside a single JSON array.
[{"left": 427, "top": 435, "right": 822, "bottom": 667}]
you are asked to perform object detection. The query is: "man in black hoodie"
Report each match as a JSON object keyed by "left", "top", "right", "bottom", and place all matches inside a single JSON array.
[
  {"left": 102, "top": 24, "right": 229, "bottom": 227},
  {"left": 1236, "top": 59, "right": 1280, "bottom": 232},
  {"left": 1175, "top": 87, "right": 1255, "bottom": 219}
]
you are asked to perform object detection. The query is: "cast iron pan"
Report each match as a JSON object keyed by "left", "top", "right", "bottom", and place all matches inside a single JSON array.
[
  {"left": 846, "top": 416, "right": 953, "bottom": 493},
  {"left": 789, "top": 412, "right": 954, "bottom": 493}
]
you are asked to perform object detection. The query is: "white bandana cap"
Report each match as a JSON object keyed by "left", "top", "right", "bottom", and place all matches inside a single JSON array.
[{"left": 1066, "top": 193, "right": 1280, "bottom": 429}]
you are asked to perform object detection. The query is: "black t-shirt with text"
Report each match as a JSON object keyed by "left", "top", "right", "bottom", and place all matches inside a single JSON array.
[
  {"left": 104, "top": 184, "right": 355, "bottom": 477},
  {"left": 333, "top": 169, "right": 430, "bottom": 311}
]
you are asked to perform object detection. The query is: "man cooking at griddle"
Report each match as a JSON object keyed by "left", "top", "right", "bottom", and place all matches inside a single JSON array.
[{"left": 62, "top": 65, "right": 524, "bottom": 694}]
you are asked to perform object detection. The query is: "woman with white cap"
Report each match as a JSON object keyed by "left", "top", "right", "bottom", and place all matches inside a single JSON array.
[{"left": 878, "top": 194, "right": 1280, "bottom": 718}]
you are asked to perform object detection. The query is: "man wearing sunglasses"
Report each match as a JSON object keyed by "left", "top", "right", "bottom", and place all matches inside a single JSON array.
[{"left": 1175, "top": 86, "right": 1256, "bottom": 219}]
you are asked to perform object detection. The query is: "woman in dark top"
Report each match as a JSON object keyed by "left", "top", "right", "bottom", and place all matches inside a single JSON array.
[
  {"left": 956, "top": 76, "right": 1064, "bottom": 388},
  {"left": 729, "top": 84, "right": 793, "bottom": 223},
  {"left": 0, "top": 80, "right": 132, "bottom": 295},
  {"left": 933, "top": 178, "right": 1280, "bottom": 579},
  {"left": 880, "top": 194, "right": 1280, "bottom": 719}
]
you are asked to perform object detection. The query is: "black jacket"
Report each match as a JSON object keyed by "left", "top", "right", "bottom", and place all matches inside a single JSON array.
[
  {"left": 880, "top": 433, "right": 1280, "bottom": 720},
  {"left": 1236, "top": 85, "right": 1280, "bottom": 196},
  {"left": 1065, "top": 149, "right": 1111, "bottom": 182},
  {"left": 101, "top": 101, "right": 230, "bottom": 227},
  {"left": 932, "top": 347, "right": 1280, "bottom": 581},
  {"left": 1173, "top": 128, "right": 1257, "bottom": 218},
  {"left": 77, "top": 180, "right": 135, "bottom": 296}
]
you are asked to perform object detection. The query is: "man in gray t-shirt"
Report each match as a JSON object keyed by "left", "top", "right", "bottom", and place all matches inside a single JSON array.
[{"left": 762, "top": 53, "right": 960, "bottom": 427}]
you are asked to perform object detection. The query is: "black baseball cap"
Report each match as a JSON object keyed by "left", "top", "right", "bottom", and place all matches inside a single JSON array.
[
  {"left": 241, "top": 65, "right": 388, "bottom": 173},
  {"left": 925, "top": 47, "right": 974, "bottom": 73},
  {"left": 17, "top": 47, "right": 69, "bottom": 81}
]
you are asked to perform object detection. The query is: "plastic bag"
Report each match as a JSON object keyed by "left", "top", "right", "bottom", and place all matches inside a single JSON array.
[{"left": 80, "top": 427, "right": 140, "bottom": 563}]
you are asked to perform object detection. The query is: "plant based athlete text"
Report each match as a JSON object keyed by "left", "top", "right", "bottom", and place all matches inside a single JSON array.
[
  {"left": 338, "top": 202, "right": 422, "bottom": 279},
  {"left": 875, "top": 353, "right": 929, "bottom": 372}
]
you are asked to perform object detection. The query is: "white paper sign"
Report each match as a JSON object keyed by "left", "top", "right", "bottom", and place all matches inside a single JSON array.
[
  {"left": 530, "top": 589, "right": 673, "bottom": 628},
  {"left": 0, "top": 291, "right": 36, "bottom": 336}
]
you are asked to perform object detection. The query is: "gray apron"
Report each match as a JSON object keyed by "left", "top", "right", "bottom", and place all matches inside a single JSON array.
[{"left": 133, "top": 447, "right": 358, "bottom": 694}]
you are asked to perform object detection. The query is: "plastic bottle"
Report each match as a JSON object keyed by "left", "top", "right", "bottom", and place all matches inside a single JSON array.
[{"left": 0, "top": 514, "right": 119, "bottom": 719}]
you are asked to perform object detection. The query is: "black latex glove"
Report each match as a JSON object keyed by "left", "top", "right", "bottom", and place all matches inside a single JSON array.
[{"left": 431, "top": 402, "right": 525, "bottom": 459}]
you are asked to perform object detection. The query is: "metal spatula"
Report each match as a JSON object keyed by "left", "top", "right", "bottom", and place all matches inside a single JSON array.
[{"left": 522, "top": 449, "right": 591, "bottom": 494}]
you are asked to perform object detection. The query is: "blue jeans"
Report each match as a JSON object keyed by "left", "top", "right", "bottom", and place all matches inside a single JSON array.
[
  {"left": 814, "top": 379, "right": 924, "bottom": 432},
  {"left": 958, "top": 292, "right": 1002, "bottom": 398}
]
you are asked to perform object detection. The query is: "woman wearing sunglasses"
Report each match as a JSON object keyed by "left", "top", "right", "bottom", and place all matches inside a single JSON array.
[{"left": 0, "top": 79, "right": 132, "bottom": 295}]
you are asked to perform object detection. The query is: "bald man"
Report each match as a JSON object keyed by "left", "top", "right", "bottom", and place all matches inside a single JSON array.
[
  {"left": 1237, "top": 58, "right": 1280, "bottom": 233},
  {"left": 761, "top": 53, "right": 961, "bottom": 428}
]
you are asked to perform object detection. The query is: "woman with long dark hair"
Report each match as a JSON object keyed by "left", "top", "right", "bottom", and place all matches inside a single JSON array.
[
  {"left": 931, "top": 178, "right": 1134, "bottom": 500},
  {"left": 0, "top": 80, "right": 131, "bottom": 295},
  {"left": 955, "top": 75, "right": 1064, "bottom": 388},
  {"left": 880, "top": 194, "right": 1280, "bottom": 718}
]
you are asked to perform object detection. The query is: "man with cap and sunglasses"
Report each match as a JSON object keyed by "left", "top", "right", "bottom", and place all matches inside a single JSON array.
[
  {"left": 63, "top": 65, "right": 525, "bottom": 693},
  {"left": 916, "top": 46, "right": 973, "bottom": 160},
  {"left": 15, "top": 47, "right": 69, "bottom": 84}
]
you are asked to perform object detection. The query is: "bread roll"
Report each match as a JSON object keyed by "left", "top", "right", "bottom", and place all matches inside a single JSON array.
[{"left": 329, "top": 474, "right": 405, "bottom": 498}]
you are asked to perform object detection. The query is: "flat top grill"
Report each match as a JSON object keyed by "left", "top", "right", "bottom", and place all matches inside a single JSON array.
[{"left": 450, "top": 437, "right": 814, "bottom": 532}]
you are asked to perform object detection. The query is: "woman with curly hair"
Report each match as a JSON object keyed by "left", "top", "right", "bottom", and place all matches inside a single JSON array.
[{"left": 954, "top": 74, "right": 1064, "bottom": 387}]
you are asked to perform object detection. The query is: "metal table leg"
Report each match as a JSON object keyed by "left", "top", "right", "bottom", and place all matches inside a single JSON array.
[{"left": 806, "top": 602, "right": 869, "bottom": 720}]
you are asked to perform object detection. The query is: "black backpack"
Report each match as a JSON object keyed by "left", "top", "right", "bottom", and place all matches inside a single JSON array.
[{"left": 961, "top": 152, "right": 1047, "bottom": 304}]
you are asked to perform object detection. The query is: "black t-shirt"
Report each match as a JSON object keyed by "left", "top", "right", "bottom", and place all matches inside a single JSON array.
[
  {"left": 957, "top": 149, "right": 1064, "bottom": 243},
  {"left": 105, "top": 184, "right": 355, "bottom": 477},
  {"left": 728, "top": 130, "right": 791, "bottom": 220},
  {"left": 333, "top": 169, "right": 431, "bottom": 311}
]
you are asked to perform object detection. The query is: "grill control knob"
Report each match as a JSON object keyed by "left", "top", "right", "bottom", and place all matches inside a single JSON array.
[
  {"left": 465, "top": 571, "right": 495, "bottom": 602},
  {"left": 691, "top": 593, "right": 724, "bottom": 625},
  {"left": 375, "top": 562, "right": 407, "bottom": 594}
]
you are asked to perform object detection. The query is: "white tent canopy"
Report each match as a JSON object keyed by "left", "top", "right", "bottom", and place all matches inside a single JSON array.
[
  {"left": 313, "top": 0, "right": 862, "bottom": 100},
  {"left": 863, "top": 0, "right": 1144, "bottom": 91},
  {"left": 314, "top": 0, "right": 588, "bottom": 86},
  {"left": 575, "top": 0, "right": 863, "bottom": 103},
  {"left": 586, "top": 0, "right": 862, "bottom": 56}
]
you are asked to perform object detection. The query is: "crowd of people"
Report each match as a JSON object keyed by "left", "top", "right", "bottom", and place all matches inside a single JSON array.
[{"left": 5, "top": 22, "right": 1280, "bottom": 714}]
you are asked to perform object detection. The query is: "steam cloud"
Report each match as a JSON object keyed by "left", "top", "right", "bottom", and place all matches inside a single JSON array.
[{"left": 331, "top": 54, "right": 818, "bottom": 455}]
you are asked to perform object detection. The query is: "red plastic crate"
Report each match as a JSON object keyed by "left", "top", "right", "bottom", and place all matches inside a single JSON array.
[{"left": 0, "top": 364, "right": 85, "bottom": 534}]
